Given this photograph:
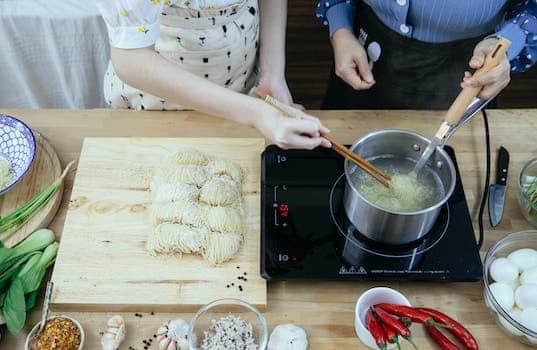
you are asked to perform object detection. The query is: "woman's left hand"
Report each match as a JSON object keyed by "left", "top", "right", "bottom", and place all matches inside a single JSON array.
[
  {"left": 256, "top": 74, "right": 304, "bottom": 110},
  {"left": 461, "top": 37, "right": 511, "bottom": 99}
]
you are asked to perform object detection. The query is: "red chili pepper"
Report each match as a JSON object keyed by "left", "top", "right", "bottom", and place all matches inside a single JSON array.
[
  {"left": 376, "top": 304, "right": 452, "bottom": 328},
  {"left": 417, "top": 308, "right": 478, "bottom": 350},
  {"left": 426, "top": 326, "right": 460, "bottom": 350},
  {"left": 366, "top": 308, "right": 388, "bottom": 350},
  {"left": 383, "top": 321, "right": 401, "bottom": 350},
  {"left": 373, "top": 306, "right": 418, "bottom": 350}
]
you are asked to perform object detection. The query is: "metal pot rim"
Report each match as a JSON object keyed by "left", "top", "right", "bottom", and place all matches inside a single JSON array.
[{"left": 344, "top": 128, "right": 456, "bottom": 216}]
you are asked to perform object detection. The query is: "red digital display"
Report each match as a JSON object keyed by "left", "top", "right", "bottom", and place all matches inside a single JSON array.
[{"left": 278, "top": 204, "right": 289, "bottom": 218}]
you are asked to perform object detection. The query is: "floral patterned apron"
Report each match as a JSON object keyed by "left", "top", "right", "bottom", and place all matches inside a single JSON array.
[{"left": 104, "top": 0, "right": 258, "bottom": 110}]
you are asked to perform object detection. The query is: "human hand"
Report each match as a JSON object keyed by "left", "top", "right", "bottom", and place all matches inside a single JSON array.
[
  {"left": 257, "top": 73, "right": 304, "bottom": 110},
  {"left": 255, "top": 103, "right": 331, "bottom": 150},
  {"left": 461, "top": 37, "right": 511, "bottom": 99},
  {"left": 331, "top": 28, "right": 375, "bottom": 90}
]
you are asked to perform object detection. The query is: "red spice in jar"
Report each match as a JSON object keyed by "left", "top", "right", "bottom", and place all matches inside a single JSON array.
[{"left": 31, "top": 317, "right": 81, "bottom": 350}]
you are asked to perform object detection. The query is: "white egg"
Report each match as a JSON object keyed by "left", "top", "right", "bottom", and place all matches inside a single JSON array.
[
  {"left": 521, "top": 308, "right": 537, "bottom": 332},
  {"left": 515, "top": 284, "right": 537, "bottom": 309},
  {"left": 508, "top": 248, "right": 537, "bottom": 272},
  {"left": 499, "top": 308, "right": 524, "bottom": 336},
  {"left": 490, "top": 257, "right": 519, "bottom": 283},
  {"left": 490, "top": 282, "right": 515, "bottom": 310},
  {"left": 521, "top": 266, "right": 537, "bottom": 285}
]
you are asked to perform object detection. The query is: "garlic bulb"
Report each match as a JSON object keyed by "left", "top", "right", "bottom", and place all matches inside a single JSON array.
[
  {"left": 157, "top": 318, "right": 190, "bottom": 350},
  {"left": 268, "top": 324, "right": 308, "bottom": 350},
  {"left": 101, "top": 315, "right": 126, "bottom": 350}
]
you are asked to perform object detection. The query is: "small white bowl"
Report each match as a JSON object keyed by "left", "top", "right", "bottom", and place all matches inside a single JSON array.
[
  {"left": 355, "top": 287, "right": 411, "bottom": 349},
  {"left": 25, "top": 315, "right": 85, "bottom": 350}
]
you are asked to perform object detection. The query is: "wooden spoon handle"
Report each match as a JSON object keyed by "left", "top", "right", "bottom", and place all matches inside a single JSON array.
[{"left": 444, "top": 38, "right": 511, "bottom": 125}]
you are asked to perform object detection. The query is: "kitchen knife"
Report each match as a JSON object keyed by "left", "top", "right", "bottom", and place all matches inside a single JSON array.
[{"left": 489, "top": 146, "right": 509, "bottom": 227}]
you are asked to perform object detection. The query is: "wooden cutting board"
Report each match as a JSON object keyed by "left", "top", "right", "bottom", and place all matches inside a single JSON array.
[{"left": 51, "top": 137, "right": 266, "bottom": 312}]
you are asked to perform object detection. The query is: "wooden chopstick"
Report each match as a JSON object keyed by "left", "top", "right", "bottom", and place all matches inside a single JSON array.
[{"left": 250, "top": 88, "right": 391, "bottom": 188}]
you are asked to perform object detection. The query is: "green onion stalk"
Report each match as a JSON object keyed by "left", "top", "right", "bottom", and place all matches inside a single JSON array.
[
  {"left": 0, "top": 161, "right": 75, "bottom": 242},
  {"left": 527, "top": 178, "right": 537, "bottom": 221}
]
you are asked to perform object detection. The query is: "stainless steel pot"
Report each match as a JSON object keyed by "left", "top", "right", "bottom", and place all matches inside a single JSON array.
[{"left": 343, "top": 129, "right": 456, "bottom": 245}]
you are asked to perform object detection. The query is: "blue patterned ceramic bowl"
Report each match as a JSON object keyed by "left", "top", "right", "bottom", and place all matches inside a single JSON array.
[{"left": 0, "top": 115, "right": 36, "bottom": 195}]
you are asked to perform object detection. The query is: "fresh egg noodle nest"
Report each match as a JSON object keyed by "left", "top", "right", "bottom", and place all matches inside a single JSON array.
[{"left": 147, "top": 148, "right": 245, "bottom": 265}]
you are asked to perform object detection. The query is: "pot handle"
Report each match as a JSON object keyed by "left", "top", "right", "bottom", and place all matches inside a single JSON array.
[{"left": 443, "top": 38, "right": 511, "bottom": 126}]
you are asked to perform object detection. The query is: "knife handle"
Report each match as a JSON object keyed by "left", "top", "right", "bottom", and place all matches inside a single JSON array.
[{"left": 496, "top": 146, "right": 509, "bottom": 186}]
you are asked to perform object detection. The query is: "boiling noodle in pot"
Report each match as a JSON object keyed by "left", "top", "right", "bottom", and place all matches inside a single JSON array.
[{"left": 351, "top": 157, "right": 444, "bottom": 212}]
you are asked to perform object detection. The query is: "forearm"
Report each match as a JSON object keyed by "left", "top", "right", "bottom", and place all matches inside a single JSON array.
[
  {"left": 258, "top": 0, "right": 287, "bottom": 77},
  {"left": 111, "top": 47, "right": 263, "bottom": 127}
]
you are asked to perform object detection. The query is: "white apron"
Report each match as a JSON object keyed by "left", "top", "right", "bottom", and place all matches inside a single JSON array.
[{"left": 104, "top": 0, "right": 258, "bottom": 110}]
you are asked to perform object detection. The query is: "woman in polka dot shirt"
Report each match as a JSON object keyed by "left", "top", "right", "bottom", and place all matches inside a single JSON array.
[
  {"left": 316, "top": 0, "right": 537, "bottom": 109},
  {"left": 96, "top": 0, "right": 330, "bottom": 150}
]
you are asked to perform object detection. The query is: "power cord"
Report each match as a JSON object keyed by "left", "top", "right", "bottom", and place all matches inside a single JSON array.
[{"left": 477, "top": 108, "right": 491, "bottom": 249}]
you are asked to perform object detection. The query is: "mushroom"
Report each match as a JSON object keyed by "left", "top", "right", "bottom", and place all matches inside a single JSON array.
[
  {"left": 268, "top": 324, "right": 308, "bottom": 350},
  {"left": 156, "top": 318, "right": 191, "bottom": 350},
  {"left": 101, "top": 315, "right": 126, "bottom": 350}
]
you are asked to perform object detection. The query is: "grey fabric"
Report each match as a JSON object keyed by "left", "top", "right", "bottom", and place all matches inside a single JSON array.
[{"left": 0, "top": 0, "right": 110, "bottom": 108}]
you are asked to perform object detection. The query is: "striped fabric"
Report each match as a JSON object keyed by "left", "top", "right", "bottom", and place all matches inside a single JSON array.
[{"left": 316, "top": 0, "right": 537, "bottom": 72}]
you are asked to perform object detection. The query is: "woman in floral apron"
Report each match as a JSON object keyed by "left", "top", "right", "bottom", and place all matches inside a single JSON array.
[{"left": 97, "top": 0, "right": 330, "bottom": 150}]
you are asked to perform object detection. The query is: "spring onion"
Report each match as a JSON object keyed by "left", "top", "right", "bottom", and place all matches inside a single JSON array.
[
  {"left": 0, "top": 161, "right": 74, "bottom": 242},
  {"left": 526, "top": 178, "right": 537, "bottom": 222}
]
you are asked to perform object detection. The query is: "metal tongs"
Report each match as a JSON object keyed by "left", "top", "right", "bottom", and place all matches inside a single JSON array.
[{"left": 413, "top": 38, "right": 512, "bottom": 173}]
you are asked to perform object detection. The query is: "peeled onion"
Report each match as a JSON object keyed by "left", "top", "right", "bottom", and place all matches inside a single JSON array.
[
  {"left": 490, "top": 257, "right": 519, "bottom": 283},
  {"left": 490, "top": 282, "right": 515, "bottom": 310},
  {"left": 521, "top": 308, "right": 537, "bottom": 332},
  {"left": 515, "top": 284, "right": 537, "bottom": 309},
  {"left": 521, "top": 266, "right": 537, "bottom": 285},
  {"left": 499, "top": 308, "right": 524, "bottom": 336},
  {"left": 508, "top": 248, "right": 537, "bottom": 272}
]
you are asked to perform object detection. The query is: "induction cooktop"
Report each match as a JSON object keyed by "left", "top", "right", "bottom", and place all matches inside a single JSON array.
[{"left": 260, "top": 145, "right": 483, "bottom": 281}]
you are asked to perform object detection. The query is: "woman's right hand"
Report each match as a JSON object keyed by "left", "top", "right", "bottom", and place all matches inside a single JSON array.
[
  {"left": 255, "top": 104, "right": 332, "bottom": 150},
  {"left": 331, "top": 28, "right": 375, "bottom": 90}
]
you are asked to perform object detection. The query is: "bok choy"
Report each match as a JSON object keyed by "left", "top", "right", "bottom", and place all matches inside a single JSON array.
[{"left": 0, "top": 228, "right": 58, "bottom": 334}]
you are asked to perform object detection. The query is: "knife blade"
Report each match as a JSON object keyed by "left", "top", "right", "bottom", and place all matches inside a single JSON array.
[{"left": 489, "top": 146, "right": 509, "bottom": 227}]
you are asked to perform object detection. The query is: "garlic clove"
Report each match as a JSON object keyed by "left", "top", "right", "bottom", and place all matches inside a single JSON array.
[
  {"left": 159, "top": 337, "right": 171, "bottom": 350},
  {"left": 158, "top": 325, "right": 169, "bottom": 335},
  {"left": 107, "top": 315, "right": 124, "bottom": 328},
  {"left": 101, "top": 315, "right": 126, "bottom": 350},
  {"left": 167, "top": 341, "right": 178, "bottom": 350}
]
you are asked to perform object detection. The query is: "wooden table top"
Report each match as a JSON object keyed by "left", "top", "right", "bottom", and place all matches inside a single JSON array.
[{"left": 2, "top": 108, "right": 536, "bottom": 349}]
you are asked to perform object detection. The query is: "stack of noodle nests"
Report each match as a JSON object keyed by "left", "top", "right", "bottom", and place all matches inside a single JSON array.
[{"left": 147, "top": 148, "right": 245, "bottom": 265}]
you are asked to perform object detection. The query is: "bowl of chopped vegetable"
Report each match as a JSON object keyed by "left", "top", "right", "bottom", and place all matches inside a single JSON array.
[
  {"left": 484, "top": 230, "right": 537, "bottom": 346},
  {"left": 25, "top": 315, "right": 84, "bottom": 350},
  {"left": 0, "top": 114, "right": 36, "bottom": 196},
  {"left": 519, "top": 158, "right": 537, "bottom": 228},
  {"left": 189, "top": 298, "right": 268, "bottom": 350}
]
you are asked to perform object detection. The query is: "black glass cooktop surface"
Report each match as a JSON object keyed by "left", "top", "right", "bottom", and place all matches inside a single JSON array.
[{"left": 261, "top": 145, "right": 483, "bottom": 281}]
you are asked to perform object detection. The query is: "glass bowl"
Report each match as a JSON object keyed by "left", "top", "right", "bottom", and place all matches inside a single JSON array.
[
  {"left": 189, "top": 298, "right": 268, "bottom": 350},
  {"left": 519, "top": 158, "right": 537, "bottom": 228},
  {"left": 483, "top": 230, "right": 537, "bottom": 346}
]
